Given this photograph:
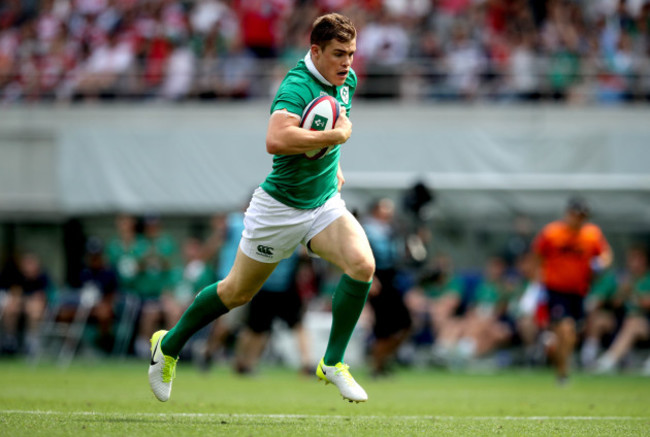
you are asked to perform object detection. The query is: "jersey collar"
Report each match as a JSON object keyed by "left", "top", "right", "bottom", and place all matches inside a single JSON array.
[{"left": 304, "top": 51, "right": 333, "bottom": 87}]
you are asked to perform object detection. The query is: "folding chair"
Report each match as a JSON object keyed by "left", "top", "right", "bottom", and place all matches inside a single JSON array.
[
  {"left": 35, "top": 285, "right": 100, "bottom": 367},
  {"left": 112, "top": 293, "right": 140, "bottom": 359}
]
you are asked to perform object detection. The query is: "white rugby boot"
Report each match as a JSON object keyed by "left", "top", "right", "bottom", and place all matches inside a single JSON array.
[
  {"left": 148, "top": 330, "right": 178, "bottom": 402},
  {"left": 316, "top": 358, "right": 368, "bottom": 403}
]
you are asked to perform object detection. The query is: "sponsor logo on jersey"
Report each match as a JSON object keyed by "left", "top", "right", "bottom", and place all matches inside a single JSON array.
[
  {"left": 256, "top": 244, "right": 274, "bottom": 257},
  {"left": 319, "top": 90, "right": 328, "bottom": 97},
  {"left": 340, "top": 86, "right": 349, "bottom": 104},
  {"left": 311, "top": 114, "right": 328, "bottom": 131}
]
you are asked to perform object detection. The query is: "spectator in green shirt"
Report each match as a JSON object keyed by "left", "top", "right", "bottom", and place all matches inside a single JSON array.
[
  {"left": 445, "top": 255, "right": 519, "bottom": 365},
  {"left": 580, "top": 268, "right": 625, "bottom": 369},
  {"left": 595, "top": 246, "right": 650, "bottom": 373},
  {"left": 105, "top": 214, "right": 148, "bottom": 293},
  {"left": 405, "top": 254, "right": 463, "bottom": 362},
  {"left": 134, "top": 215, "right": 179, "bottom": 358}
]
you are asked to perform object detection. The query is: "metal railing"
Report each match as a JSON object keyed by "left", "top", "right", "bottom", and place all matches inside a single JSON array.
[{"left": 1, "top": 56, "right": 649, "bottom": 103}]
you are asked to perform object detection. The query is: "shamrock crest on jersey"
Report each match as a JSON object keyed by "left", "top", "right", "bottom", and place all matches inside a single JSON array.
[{"left": 340, "top": 86, "right": 349, "bottom": 104}]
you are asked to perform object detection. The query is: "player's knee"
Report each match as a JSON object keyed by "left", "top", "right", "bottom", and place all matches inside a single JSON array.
[
  {"left": 347, "top": 256, "right": 375, "bottom": 283},
  {"left": 220, "top": 289, "right": 256, "bottom": 309},
  {"left": 557, "top": 320, "right": 576, "bottom": 343},
  {"left": 217, "top": 279, "right": 258, "bottom": 309}
]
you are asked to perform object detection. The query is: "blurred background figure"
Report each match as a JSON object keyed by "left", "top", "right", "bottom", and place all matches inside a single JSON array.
[
  {"left": 194, "top": 210, "right": 248, "bottom": 369},
  {"left": 0, "top": 252, "right": 54, "bottom": 356},
  {"left": 167, "top": 236, "right": 216, "bottom": 331},
  {"left": 133, "top": 215, "right": 178, "bottom": 358},
  {"left": 513, "top": 251, "right": 545, "bottom": 367},
  {"left": 533, "top": 197, "right": 613, "bottom": 384},
  {"left": 71, "top": 28, "right": 135, "bottom": 101},
  {"left": 76, "top": 237, "right": 119, "bottom": 354},
  {"left": 580, "top": 261, "right": 624, "bottom": 369},
  {"left": 105, "top": 214, "right": 147, "bottom": 296},
  {"left": 357, "top": 8, "right": 410, "bottom": 99},
  {"left": 442, "top": 255, "right": 520, "bottom": 368},
  {"left": 233, "top": 248, "right": 312, "bottom": 376},
  {"left": 362, "top": 198, "right": 411, "bottom": 378},
  {"left": 405, "top": 254, "right": 464, "bottom": 364},
  {"left": 443, "top": 22, "right": 486, "bottom": 100},
  {"left": 502, "top": 214, "right": 535, "bottom": 272},
  {"left": 213, "top": 34, "right": 257, "bottom": 99},
  {"left": 401, "top": 181, "right": 435, "bottom": 268},
  {"left": 594, "top": 245, "right": 650, "bottom": 374},
  {"left": 160, "top": 37, "right": 195, "bottom": 101}
]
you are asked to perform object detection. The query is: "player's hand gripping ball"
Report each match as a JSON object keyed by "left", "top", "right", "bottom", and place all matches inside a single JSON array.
[{"left": 300, "top": 95, "right": 340, "bottom": 160}]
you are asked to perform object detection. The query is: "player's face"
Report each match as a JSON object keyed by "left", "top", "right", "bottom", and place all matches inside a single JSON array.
[
  {"left": 312, "top": 39, "right": 356, "bottom": 86},
  {"left": 565, "top": 210, "right": 587, "bottom": 229}
]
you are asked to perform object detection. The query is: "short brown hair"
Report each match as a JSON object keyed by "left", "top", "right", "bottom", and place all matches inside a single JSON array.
[{"left": 310, "top": 13, "right": 356, "bottom": 49}]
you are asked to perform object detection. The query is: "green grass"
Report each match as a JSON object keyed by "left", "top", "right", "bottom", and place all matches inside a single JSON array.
[{"left": 1, "top": 359, "right": 649, "bottom": 436}]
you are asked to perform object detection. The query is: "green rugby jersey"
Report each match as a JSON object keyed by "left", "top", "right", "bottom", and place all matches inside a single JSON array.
[{"left": 261, "top": 52, "right": 357, "bottom": 209}]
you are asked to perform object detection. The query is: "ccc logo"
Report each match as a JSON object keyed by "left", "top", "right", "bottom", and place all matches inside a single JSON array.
[{"left": 257, "top": 245, "right": 274, "bottom": 256}]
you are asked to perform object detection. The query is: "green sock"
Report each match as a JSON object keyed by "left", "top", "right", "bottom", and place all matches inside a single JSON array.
[
  {"left": 161, "top": 282, "right": 229, "bottom": 357},
  {"left": 323, "top": 274, "right": 371, "bottom": 366}
]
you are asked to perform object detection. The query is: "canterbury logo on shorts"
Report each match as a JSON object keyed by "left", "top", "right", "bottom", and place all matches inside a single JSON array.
[{"left": 256, "top": 245, "right": 275, "bottom": 257}]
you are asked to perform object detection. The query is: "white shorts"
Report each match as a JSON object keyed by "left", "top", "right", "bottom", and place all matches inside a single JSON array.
[{"left": 239, "top": 187, "right": 350, "bottom": 263}]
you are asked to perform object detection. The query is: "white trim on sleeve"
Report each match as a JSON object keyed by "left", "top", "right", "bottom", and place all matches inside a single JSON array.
[{"left": 272, "top": 109, "right": 301, "bottom": 119}]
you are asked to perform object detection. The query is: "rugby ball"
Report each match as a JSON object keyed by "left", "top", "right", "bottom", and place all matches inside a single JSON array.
[{"left": 300, "top": 95, "right": 340, "bottom": 160}]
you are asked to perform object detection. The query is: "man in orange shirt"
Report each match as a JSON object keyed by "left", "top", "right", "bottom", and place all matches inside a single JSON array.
[{"left": 533, "top": 197, "right": 612, "bottom": 384}]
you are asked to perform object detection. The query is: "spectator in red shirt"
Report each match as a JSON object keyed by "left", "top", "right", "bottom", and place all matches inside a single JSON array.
[{"left": 234, "top": 0, "right": 289, "bottom": 58}]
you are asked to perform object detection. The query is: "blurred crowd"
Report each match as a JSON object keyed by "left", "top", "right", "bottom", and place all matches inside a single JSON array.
[
  {"left": 1, "top": 0, "right": 650, "bottom": 103},
  {"left": 1, "top": 189, "right": 649, "bottom": 378}
]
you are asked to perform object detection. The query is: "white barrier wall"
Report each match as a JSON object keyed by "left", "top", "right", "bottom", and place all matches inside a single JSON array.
[{"left": 1, "top": 103, "right": 649, "bottom": 228}]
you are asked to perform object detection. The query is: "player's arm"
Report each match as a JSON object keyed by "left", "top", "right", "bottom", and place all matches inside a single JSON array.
[
  {"left": 638, "top": 291, "right": 650, "bottom": 311},
  {"left": 265, "top": 108, "right": 352, "bottom": 155},
  {"left": 591, "top": 232, "right": 613, "bottom": 272},
  {"left": 529, "top": 231, "right": 547, "bottom": 283},
  {"left": 591, "top": 246, "right": 613, "bottom": 272},
  {"left": 336, "top": 162, "right": 345, "bottom": 191}
]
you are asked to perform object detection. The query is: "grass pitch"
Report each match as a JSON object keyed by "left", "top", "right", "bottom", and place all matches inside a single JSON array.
[{"left": 1, "top": 359, "right": 648, "bottom": 436}]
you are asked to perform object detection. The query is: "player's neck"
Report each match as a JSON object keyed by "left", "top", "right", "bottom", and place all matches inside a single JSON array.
[
  {"left": 563, "top": 219, "right": 584, "bottom": 232},
  {"left": 305, "top": 52, "right": 333, "bottom": 87}
]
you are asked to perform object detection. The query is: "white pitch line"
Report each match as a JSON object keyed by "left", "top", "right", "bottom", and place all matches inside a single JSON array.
[{"left": 0, "top": 410, "right": 647, "bottom": 421}]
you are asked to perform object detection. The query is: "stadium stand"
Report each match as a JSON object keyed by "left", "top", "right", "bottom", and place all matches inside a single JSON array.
[{"left": 0, "top": 0, "right": 649, "bottom": 102}]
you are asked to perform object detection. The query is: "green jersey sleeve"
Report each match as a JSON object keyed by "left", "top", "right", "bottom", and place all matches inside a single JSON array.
[
  {"left": 626, "top": 273, "right": 650, "bottom": 314},
  {"left": 270, "top": 74, "right": 312, "bottom": 116}
]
